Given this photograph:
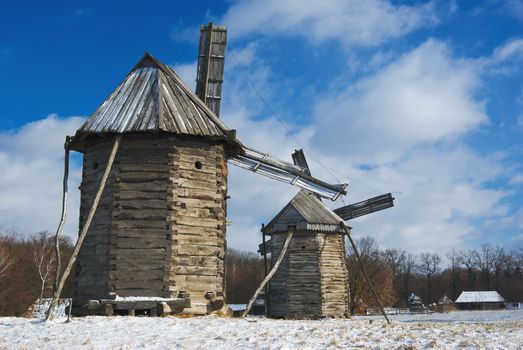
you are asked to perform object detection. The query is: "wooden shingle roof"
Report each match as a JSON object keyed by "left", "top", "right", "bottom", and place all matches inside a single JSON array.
[
  {"left": 70, "top": 53, "right": 239, "bottom": 151},
  {"left": 265, "top": 190, "right": 346, "bottom": 234}
]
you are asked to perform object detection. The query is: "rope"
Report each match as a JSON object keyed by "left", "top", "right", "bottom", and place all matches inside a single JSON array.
[
  {"left": 229, "top": 51, "right": 342, "bottom": 185},
  {"left": 343, "top": 223, "right": 390, "bottom": 324}
]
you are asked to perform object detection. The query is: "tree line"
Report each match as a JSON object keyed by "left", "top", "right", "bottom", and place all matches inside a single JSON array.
[
  {"left": 0, "top": 229, "right": 74, "bottom": 316},
  {"left": 347, "top": 237, "right": 523, "bottom": 311},
  {"left": 1, "top": 229, "right": 522, "bottom": 316},
  {"left": 225, "top": 237, "right": 523, "bottom": 310}
]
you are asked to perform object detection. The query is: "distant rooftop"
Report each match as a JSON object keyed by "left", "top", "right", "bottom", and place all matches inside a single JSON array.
[
  {"left": 265, "top": 190, "right": 346, "bottom": 234},
  {"left": 455, "top": 291, "right": 505, "bottom": 303}
]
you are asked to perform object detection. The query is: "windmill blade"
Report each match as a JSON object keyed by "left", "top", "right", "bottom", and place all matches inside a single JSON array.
[
  {"left": 334, "top": 193, "right": 394, "bottom": 220},
  {"left": 292, "top": 149, "right": 324, "bottom": 201},
  {"left": 228, "top": 146, "right": 347, "bottom": 201},
  {"left": 291, "top": 149, "right": 311, "bottom": 176}
]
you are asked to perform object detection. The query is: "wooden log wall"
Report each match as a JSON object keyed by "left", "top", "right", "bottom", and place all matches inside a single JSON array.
[
  {"left": 74, "top": 139, "right": 116, "bottom": 302},
  {"left": 110, "top": 136, "right": 172, "bottom": 298},
  {"left": 74, "top": 134, "right": 227, "bottom": 307},
  {"left": 317, "top": 233, "right": 349, "bottom": 317},
  {"left": 267, "top": 231, "right": 349, "bottom": 318},
  {"left": 287, "top": 233, "right": 322, "bottom": 318},
  {"left": 168, "top": 138, "right": 227, "bottom": 304},
  {"left": 267, "top": 233, "right": 288, "bottom": 317}
]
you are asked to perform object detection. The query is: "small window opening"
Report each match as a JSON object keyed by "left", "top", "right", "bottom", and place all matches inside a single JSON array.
[
  {"left": 301, "top": 246, "right": 306, "bottom": 249},
  {"left": 92, "top": 161, "right": 100, "bottom": 170},
  {"left": 195, "top": 161, "right": 202, "bottom": 170}
]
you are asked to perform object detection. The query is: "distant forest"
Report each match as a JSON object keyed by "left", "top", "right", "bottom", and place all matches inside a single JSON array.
[{"left": 1, "top": 229, "right": 522, "bottom": 316}]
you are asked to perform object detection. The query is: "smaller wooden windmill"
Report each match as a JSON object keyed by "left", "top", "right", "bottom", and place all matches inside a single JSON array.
[{"left": 255, "top": 150, "right": 395, "bottom": 319}]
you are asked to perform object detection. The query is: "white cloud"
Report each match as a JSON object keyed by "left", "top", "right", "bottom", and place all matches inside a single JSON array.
[
  {"left": 171, "top": 61, "right": 197, "bottom": 91},
  {"left": 218, "top": 38, "right": 519, "bottom": 255},
  {"left": 0, "top": 115, "right": 84, "bottom": 237},
  {"left": 510, "top": 173, "right": 523, "bottom": 185},
  {"left": 221, "top": 0, "right": 439, "bottom": 47},
  {"left": 1, "top": 35, "right": 519, "bottom": 258},
  {"left": 0, "top": 115, "right": 83, "bottom": 237},
  {"left": 490, "top": 38, "right": 523, "bottom": 63},
  {"left": 313, "top": 39, "right": 487, "bottom": 164}
]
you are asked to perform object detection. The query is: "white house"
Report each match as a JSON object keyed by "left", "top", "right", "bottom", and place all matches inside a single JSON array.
[{"left": 455, "top": 291, "right": 505, "bottom": 310}]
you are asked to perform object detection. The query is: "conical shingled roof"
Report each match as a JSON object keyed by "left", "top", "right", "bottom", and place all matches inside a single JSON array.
[
  {"left": 70, "top": 53, "right": 240, "bottom": 151},
  {"left": 265, "top": 190, "right": 346, "bottom": 234}
]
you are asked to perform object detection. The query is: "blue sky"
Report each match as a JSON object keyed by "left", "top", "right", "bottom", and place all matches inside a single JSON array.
[{"left": 0, "top": 0, "right": 522, "bottom": 256}]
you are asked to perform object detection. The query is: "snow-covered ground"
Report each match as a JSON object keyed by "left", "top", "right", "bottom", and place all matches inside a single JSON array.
[{"left": 0, "top": 310, "right": 522, "bottom": 349}]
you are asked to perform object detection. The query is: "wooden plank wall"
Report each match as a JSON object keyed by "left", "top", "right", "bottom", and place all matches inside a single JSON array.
[
  {"left": 267, "top": 233, "right": 289, "bottom": 317},
  {"left": 287, "top": 233, "right": 322, "bottom": 318},
  {"left": 267, "top": 230, "right": 349, "bottom": 318},
  {"left": 74, "top": 134, "right": 228, "bottom": 306},
  {"left": 74, "top": 139, "right": 116, "bottom": 302},
  {"left": 110, "top": 136, "right": 172, "bottom": 297},
  {"left": 318, "top": 233, "right": 349, "bottom": 317},
  {"left": 169, "top": 139, "right": 227, "bottom": 304}
]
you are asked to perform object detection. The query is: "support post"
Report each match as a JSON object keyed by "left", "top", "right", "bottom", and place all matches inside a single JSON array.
[
  {"left": 46, "top": 135, "right": 122, "bottom": 321},
  {"left": 342, "top": 223, "right": 391, "bottom": 324},
  {"left": 261, "top": 224, "right": 269, "bottom": 313},
  {"left": 242, "top": 227, "right": 294, "bottom": 318},
  {"left": 53, "top": 136, "right": 71, "bottom": 294}
]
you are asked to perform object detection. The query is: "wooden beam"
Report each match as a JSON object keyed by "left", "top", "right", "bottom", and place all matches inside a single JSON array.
[
  {"left": 46, "top": 135, "right": 122, "bottom": 321},
  {"left": 242, "top": 227, "right": 294, "bottom": 318}
]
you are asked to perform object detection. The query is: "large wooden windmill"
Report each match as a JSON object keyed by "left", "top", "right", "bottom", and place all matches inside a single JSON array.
[{"left": 48, "top": 23, "right": 347, "bottom": 317}]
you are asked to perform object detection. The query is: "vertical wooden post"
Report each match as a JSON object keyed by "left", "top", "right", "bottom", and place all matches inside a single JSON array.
[
  {"left": 46, "top": 135, "right": 122, "bottom": 321},
  {"left": 242, "top": 227, "right": 294, "bottom": 318},
  {"left": 53, "top": 136, "right": 71, "bottom": 294},
  {"left": 261, "top": 224, "right": 269, "bottom": 312}
]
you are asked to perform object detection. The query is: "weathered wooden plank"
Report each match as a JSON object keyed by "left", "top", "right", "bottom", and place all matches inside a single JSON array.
[
  {"left": 116, "top": 238, "right": 167, "bottom": 249},
  {"left": 172, "top": 266, "right": 218, "bottom": 276},
  {"left": 174, "top": 256, "right": 220, "bottom": 267},
  {"left": 173, "top": 245, "right": 222, "bottom": 256}
]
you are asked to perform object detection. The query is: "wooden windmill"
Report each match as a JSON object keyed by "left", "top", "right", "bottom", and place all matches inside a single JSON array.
[
  {"left": 255, "top": 150, "right": 394, "bottom": 319},
  {"left": 47, "top": 23, "right": 347, "bottom": 318}
]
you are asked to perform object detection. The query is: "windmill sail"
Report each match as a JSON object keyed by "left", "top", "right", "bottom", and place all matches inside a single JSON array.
[
  {"left": 228, "top": 146, "right": 347, "bottom": 201},
  {"left": 334, "top": 193, "right": 394, "bottom": 221},
  {"left": 291, "top": 149, "right": 311, "bottom": 176}
]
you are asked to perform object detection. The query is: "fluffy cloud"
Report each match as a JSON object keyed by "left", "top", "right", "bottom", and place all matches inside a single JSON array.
[
  {"left": 313, "top": 39, "right": 488, "bottom": 164},
  {"left": 221, "top": 0, "right": 439, "bottom": 46},
  {"left": 219, "top": 38, "right": 518, "bottom": 254},
  {"left": 1, "top": 36, "right": 520, "bottom": 257},
  {"left": 0, "top": 115, "right": 83, "bottom": 237}
]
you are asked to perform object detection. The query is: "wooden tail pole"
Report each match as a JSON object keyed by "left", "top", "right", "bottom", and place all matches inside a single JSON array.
[
  {"left": 261, "top": 224, "right": 269, "bottom": 310},
  {"left": 53, "top": 136, "right": 71, "bottom": 294},
  {"left": 242, "top": 227, "right": 294, "bottom": 318},
  {"left": 46, "top": 136, "right": 122, "bottom": 321},
  {"left": 342, "top": 224, "right": 391, "bottom": 324}
]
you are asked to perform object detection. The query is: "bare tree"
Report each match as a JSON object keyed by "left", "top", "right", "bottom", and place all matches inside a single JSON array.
[
  {"left": 31, "top": 231, "right": 56, "bottom": 301},
  {"left": 418, "top": 252, "right": 441, "bottom": 303},
  {"left": 400, "top": 253, "right": 416, "bottom": 303},
  {"left": 473, "top": 244, "right": 503, "bottom": 290},
  {"left": 347, "top": 237, "right": 395, "bottom": 312},
  {"left": 446, "top": 249, "right": 460, "bottom": 300},
  {"left": 383, "top": 248, "right": 406, "bottom": 277},
  {"left": 0, "top": 237, "right": 12, "bottom": 283},
  {"left": 457, "top": 249, "right": 477, "bottom": 288}
]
